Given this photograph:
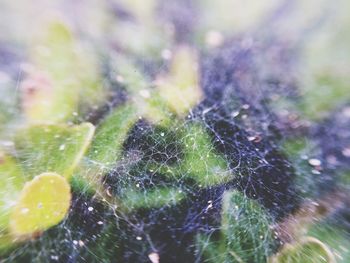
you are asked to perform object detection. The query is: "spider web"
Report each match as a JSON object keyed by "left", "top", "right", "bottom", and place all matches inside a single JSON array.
[{"left": 1, "top": 0, "right": 350, "bottom": 263}]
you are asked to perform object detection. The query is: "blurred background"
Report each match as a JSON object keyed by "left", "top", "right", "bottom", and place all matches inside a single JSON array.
[{"left": 0, "top": 0, "right": 350, "bottom": 262}]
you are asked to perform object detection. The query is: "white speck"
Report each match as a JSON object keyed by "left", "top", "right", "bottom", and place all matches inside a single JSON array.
[
  {"left": 116, "top": 75, "right": 124, "bottom": 83},
  {"left": 72, "top": 112, "right": 78, "bottom": 116},
  {"left": 51, "top": 255, "right": 59, "bottom": 260},
  {"left": 78, "top": 240, "right": 85, "bottom": 247},
  {"left": 136, "top": 236, "right": 142, "bottom": 241},
  {"left": 161, "top": 49, "right": 172, "bottom": 60},
  {"left": 308, "top": 158, "right": 321, "bottom": 166},
  {"left": 301, "top": 155, "right": 308, "bottom": 160},
  {"left": 342, "top": 148, "right": 350, "bottom": 157},
  {"left": 21, "top": 208, "right": 29, "bottom": 214},
  {"left": 59, "top": 144, "right": 65, "bottom": 151},
  {"left": 0, "top": 140, "right": 14, "bottom": 147},
  {"left": 231, "top": 111, "right": 240, "bottom": 118},
  {"left": 73, "top": 240, "right": 78, "bottom": 245},
  {"left": 342, "top": 107, "right": 350, "bottom": 118},
  {"left": 235, "top": 205, "right": 239, "bottom": 209},
  {"left": 136, "top": 183, "right": 140, "bottom": 188},
  {"left": 260, "top": 235, "right": 263, "bottom": 239},
  {"left": 139, "top": 89, "right": 151, "bottom": 98},
  {"left": 312, "top": 169, "right": 321, "bottom": 175},
  {"left": 97, "top": 221, "right": 104, "bottom": 225},
  {"left": 88, "top": 206, "right": 94, "bottom": 212},
  {"left": 242, "top": 104, "right": 250, "bottom": 110},
  {"left": 247, "top": 136, "right": 256, "bottom": 142},
  {"left": 148, "top": 252, "right": 160, "bottom": 263},
  {"left": 205, "top": 30, "right": 224, "bottom": 47},
  {"left": 160, "top": 132, "right": 165, "bottom": 137}
]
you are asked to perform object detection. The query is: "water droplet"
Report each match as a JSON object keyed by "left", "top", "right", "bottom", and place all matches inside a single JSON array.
[
  {"left": 161, "top": 49, "right": 172, "bottom": 60},
  {"left": 116, "top": 75, "right": 124, "bottom": 83},
  {"left": 21, "top": 207, "right": 29, "bottom": 214},
  {"left": 342, "top": 148, "right": 350, "bottom": 157},
  {"left": 139, "top": 89, "right": 151, "bottom": 98},
  {"left": 148, "top": 252, "right": 160, "bottom": 263},
  {"left": 308, "top": 158, "right": 321, "bottom": 166},
  {"left": 205, "top": 30, "right": 224, "bottom": 47}
]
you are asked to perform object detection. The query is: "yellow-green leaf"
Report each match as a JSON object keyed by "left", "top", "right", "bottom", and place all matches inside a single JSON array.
[
  {"left": 157, "top": 46, "right": 203, "bottom": 116},
  {"left": 270, "top": 237, "right": 336, "bottom": 263},
  {"left": 88, "top": 104, "right": 139, "bottom": 169},
  {"left": 14, "top": 122, "right": 95, "bottom": 179},
  {"left": 10, "top": 172, "right": 71, "bottom": 237},
  {"left": 0, "top": 153, "right": 25, "bottom": 231},
  {"left": 23, "top": 21, "right": 103, "bottom": 122}
]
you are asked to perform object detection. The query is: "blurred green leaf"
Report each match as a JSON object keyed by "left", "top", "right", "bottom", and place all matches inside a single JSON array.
[
  {"left": 121, "top": 187, "right": 185, "bottom": 211},
  {"left": 221, "top": 190, "right": 276, "bottom": 263},
  {"left": 199, "top": 190, "right": 276, "bottom": 262},
  {"left": 0, "top": 153, "right": 25, "bottom": 231},
  {"left": 14, "top": 122, "right": 95, "bottom": 179},
  {"left": 270, "top": 237, "right": 336, "bottom": 263},
  {"left": 10, "top": 172, "right": 71, "bottom": 237},
  {"left": 88, "top": 104, "right": 139, "bottom": 169},
  {"left": 179, "top": 123, "right": 231, "bottom": 186},
  {"left": 308, "top": 222, "right": 350, "bottom": 263},
  {"left": 24, "top": 21, "right": 103, "bottom": 122},
  {"left": 157, "top": 46, "right": 203, "bottom": 117}
]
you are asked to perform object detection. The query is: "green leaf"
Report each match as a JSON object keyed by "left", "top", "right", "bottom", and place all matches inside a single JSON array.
[
  {"left": 121, "top": 187, "right": 186, "bottom": 211},
  {"left": 0, "top": 233, "right": 14, "bottom": 255},
  {"left": 221, "top": 190, "right": 275, "bottom": 263},
  {"left": 270, "top": 237, "right": 336, "bottom": 263},
  {"left": 14, "top": 122, "right": 95, "bottom": 179},
  {"left": 88, "top": 104, "right": 139, "bottom": 169},
  {"left": 24, "top": 21, "right": 103, "bottom": 122},
  {"left": 0, "top": 153, "right": 25, "bottom": 234},
  {"left": 157, "top": 46, "right": 203, "bottom": 116},
  {"left": 196, "top": 234, "right": 226, "bottom": 263},
  {"left": 179, "top": 123, "right": 232, "bottom": 186},
  {"left": 307, "top": 222, "right": 350, "bottom": 263},
  {"left": 10, "top": 172, "right": 71, "bottom": 237},
  {"left": 111, "top": 54, "right": 171, "bottom": 124}
]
